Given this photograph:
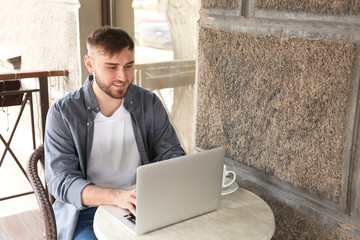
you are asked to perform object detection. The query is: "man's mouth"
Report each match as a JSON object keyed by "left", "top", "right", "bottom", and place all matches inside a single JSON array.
[{"left": 113, "top": 82, "right": 125, "bottom": 87}]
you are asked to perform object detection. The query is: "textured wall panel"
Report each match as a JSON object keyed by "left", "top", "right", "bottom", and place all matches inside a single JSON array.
[
  {"left": 253, "top": 0, "right": 360, "bottom": 15},
  {"left": 196, "top": 27, "right": 356, "bottom": 204},
  {"left": 244, "top": 185, "right": 359, "bottom": 239},
  {"left": 202, "top": 0, "right": 239, "bottom": 9}
]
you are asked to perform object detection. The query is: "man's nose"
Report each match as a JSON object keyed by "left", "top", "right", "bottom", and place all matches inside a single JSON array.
[{"left": 116, "top": 68, "right": 126, "bottom": 80}]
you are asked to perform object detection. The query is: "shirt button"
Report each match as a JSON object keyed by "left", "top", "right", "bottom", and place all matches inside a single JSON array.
[
  {"left": 87, "top": 122, "right": 90, "bottom": 126},
  {"left": 87, "top": 106, "right": 90, "bottom": 110}
]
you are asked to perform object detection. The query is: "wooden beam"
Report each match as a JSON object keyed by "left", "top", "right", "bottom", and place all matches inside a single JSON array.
[{"left": 0, "top": 70, "right": 68, "bottom": 80}]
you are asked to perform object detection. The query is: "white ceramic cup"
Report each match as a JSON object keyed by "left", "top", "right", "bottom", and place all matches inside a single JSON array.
[{"left": 222, "top": 165, "right": 236, "bottom": 188}]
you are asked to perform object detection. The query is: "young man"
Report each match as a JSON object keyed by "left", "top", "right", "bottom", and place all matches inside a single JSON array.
[{"left": 44, "top": 26, "right": 185, "bottom": 240}]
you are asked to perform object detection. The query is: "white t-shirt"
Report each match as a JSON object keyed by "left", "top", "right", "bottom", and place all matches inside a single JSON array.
[{"left": 87, "top": 103, "right": 141, "bottom": 189}]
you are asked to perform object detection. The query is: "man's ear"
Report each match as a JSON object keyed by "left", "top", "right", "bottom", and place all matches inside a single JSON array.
[{"left": 84, "top": 55, "right": 94, "bottom": 73}]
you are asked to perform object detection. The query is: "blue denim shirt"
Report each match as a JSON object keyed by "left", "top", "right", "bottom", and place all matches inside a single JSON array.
[{"left": 44, "top": 75, "right": 185, "bottom": 240}]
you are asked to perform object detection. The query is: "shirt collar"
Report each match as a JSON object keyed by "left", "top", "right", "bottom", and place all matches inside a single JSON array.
[
  {"left": 83, "top": 75, "right": 100, "bottom": 112},
  {"left": 123, "top": 84, "right": 137, "bottom": 111}
]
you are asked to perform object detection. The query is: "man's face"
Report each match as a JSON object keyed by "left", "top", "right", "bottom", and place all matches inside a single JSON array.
[{"left": 85, "top": 47, "right": 135, "bottom": 100}]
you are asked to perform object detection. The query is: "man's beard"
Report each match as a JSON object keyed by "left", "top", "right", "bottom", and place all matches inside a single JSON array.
[{"left": 93, "top": 72, "right": 131, "bottom": 99}]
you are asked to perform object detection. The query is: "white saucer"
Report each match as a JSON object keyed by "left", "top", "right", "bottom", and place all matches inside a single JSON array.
[{"left": 221, "top": 181, "right": 238, "bottom": 195}]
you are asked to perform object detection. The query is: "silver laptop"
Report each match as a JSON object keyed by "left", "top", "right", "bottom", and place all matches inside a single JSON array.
[{"left": 102, "top": 146, "right": 225, "bottom": 235}]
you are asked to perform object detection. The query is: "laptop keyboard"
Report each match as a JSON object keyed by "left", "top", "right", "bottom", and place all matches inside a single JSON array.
[{"left": 124, "top": 213, "right": 136, "bottom": 224}]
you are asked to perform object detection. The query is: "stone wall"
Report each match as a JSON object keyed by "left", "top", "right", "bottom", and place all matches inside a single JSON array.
[{"left": 196, "top": 0, "right": 360, "bottom": 238}]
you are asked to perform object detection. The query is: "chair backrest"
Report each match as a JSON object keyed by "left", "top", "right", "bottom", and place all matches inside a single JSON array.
[{"left": 26, "top": 145, "right": 57, "bottom": 240}]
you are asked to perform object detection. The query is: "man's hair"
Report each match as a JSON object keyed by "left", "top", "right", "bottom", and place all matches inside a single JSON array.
[{"left": 87, "top": 26, "right": 134, "bottom": 57}]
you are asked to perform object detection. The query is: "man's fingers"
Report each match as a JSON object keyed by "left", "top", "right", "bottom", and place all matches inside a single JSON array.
[
  {"left": 128, "top": 190, "right": 136, "bottom": 216},
  {"left": 129, "top": 203, "right": 136, "bottom": 216},
  {"left": 130, "top": 189, "right": 136, "bottom": 197},
  {"left": 129, "top": 194, "right": 136, "bottom": 203},
  {"left": 115, "top": 189, "right": 137, "bottom": 216},
  {"left": 129, "top": 189, "right": 136, "bottom": 205}
]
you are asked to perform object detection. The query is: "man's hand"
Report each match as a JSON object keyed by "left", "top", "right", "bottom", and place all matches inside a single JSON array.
[
  {"left": 113, "top": 189, "right": 137, "bottom": 216},
  {"left": 82, "top": 185, "right": 137, "bottom": 215}
]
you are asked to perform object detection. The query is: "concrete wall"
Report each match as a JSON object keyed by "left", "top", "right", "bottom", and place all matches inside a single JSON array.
[
  {"left": 0, "top": 0, "right": 102, "bottom": 92},
  {"left": 196, "top": 0, "right": 360, "bottom": 238}
]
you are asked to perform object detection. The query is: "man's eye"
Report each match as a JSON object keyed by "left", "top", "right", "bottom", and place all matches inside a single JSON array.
[
  {"left": 125, "top": 65, "right": 133, "bottom": 69},
  {"left": 108, "top": 66, "right": 117, "bottom": 70}
]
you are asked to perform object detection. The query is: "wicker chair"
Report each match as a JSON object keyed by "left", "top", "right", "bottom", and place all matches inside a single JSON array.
[{"left": 26, "top": 145, "right": 57, "bottom": 240}]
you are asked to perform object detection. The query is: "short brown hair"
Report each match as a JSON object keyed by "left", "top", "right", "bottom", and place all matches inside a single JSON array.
[{"left": 87, "top": 26, "right": 134, "bottom": 57}]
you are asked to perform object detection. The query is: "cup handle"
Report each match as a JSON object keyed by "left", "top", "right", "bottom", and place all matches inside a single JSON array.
[{"left": 223, "top": 170, "right": 236, "bottom": 188}]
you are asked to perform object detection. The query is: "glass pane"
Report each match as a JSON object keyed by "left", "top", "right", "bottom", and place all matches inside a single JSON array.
[
  {"left": 132, "top": 0, "right": 197, "bottom": 154},
  {"left": 133, "top": 1, "right": 173, "bottom": 63}
]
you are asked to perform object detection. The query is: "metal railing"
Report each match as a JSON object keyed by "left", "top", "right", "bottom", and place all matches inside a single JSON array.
[
  {"left": 134, "top": 59, "right": 195, "bottom": 90},
  {"left": 0, "top": 70, "right": 69, "bottom": 201}
]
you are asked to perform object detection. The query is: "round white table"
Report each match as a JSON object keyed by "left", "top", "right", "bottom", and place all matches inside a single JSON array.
[{"left": 94, "top": 186, "right": 275, "bottom": 240}]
